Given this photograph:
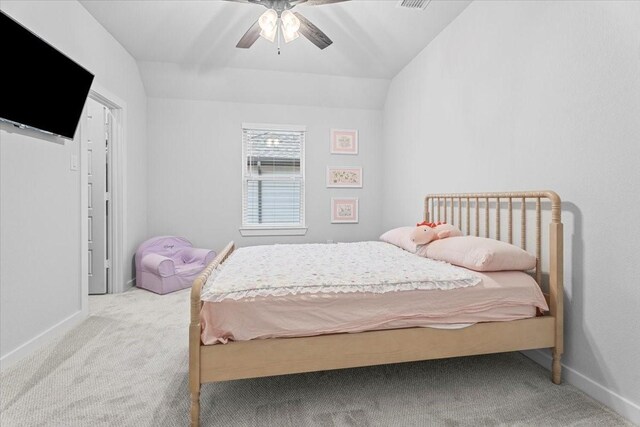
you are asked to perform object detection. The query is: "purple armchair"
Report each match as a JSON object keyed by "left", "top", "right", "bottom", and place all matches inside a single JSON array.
[{"left": 135, "top": 236, "right": 216, "bottom": 294}]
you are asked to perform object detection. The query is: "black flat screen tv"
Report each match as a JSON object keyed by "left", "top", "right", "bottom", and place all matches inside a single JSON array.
[{"left": 0, "top": 11, "right": 94, "bottom": 139}]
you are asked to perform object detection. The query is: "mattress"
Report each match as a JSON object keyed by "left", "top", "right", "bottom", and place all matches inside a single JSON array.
[
  {"left": 201, "top": 241, "right": 480, "bottom": 302},
  {"left": 200, "top": 268, "right": 549, "bottom": 345}
]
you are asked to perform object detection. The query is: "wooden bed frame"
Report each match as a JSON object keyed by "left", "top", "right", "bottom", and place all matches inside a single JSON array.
[{"left": 189, "top": 191, "right": 563, "bottom": 426}]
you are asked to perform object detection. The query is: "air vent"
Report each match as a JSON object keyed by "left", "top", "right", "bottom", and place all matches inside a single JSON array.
[{"left": 397, "top": 0, "right": 432, "bottom": 10}]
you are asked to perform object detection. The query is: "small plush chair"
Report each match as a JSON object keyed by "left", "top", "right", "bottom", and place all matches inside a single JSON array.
[{"left": 135, "top": 236, "right": 216, "bottom": 294}]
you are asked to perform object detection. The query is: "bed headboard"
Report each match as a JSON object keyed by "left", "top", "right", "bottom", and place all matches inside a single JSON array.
[{"left": 423, "top": 191, "right": 563, "bottom": 322}]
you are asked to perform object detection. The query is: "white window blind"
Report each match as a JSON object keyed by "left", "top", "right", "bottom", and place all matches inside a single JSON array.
[{"left": 242, "top": 124, "right": 305, "bottom": 228}]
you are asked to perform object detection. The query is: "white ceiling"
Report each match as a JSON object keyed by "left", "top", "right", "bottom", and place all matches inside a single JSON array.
[
  {"left": 137, "top": 62, "right": 390, "bottom": 109},
  {"left": 81, "top": 0, "right": 471, "bottom": 79}
]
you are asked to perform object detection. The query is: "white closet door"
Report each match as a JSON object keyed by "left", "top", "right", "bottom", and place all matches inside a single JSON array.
[{"left": 86, "top": 98, "right": 108, "bottom": 294}]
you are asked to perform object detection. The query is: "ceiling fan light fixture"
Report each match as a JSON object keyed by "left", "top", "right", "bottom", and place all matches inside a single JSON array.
[
  {"left": 282, "top": 29, "right": 299, "bottom": 43},
  {"left": 280, "top": 10, "right": 300, "bottom": 44},
  {"left": 258, "top": 9, "right": 277, "bottom": 31},
  {"left": 281, "top": 10, "right": 300, "bottom": 32},
  {"left": 260, "top": 26, "right": 277, "bottom": 43},
  {"left": 258, "top": 9, "right": 278, "bottom": 42}
]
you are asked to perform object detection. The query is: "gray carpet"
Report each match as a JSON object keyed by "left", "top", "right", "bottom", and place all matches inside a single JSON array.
[{"left": 0, "top": 288, "right": 632, "bottom": 427}]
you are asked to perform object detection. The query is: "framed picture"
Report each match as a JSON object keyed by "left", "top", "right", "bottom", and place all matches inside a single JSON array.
[
  {"left": 330, "top": 129, "right": 358, "bottom": 155},
  {"left": 326, "top": 167, "right": 363, "bottom": 188},
  {"left": 331, "top": 198, "right": 359, "bottom": 223}
]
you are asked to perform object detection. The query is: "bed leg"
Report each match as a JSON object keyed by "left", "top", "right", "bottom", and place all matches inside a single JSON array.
[
  {"left": 190, "top": 388, "right": 200, "bottom": 427},
  {"left": 552, "top": 350, "right": 562, "bottom": 384}
]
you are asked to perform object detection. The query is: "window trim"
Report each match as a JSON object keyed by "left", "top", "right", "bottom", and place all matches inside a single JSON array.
[
  {"left": 242, "top": 122, "right": 306, "bottom": 132},
  {"left": 240, "top": 123, "right": 306, "bottom": 235},
  {"left": 239, "top": 226, "right": 308, "bottom": 237}
]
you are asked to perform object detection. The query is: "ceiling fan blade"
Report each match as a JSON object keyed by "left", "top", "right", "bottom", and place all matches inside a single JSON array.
[
  {"left": 236, "top": 20, "right": 261, "bottom": 48},
  {"left": 298, "top": 0, "right": 349, "bottom": 6},
  {"left": 293, "top": 12, "right": 333, "bottom": 50}
]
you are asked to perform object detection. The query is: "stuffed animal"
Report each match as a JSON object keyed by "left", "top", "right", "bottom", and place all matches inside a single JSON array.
[
  {"left": 433, "top": 223, "right": 463, "bottom": 239},
  {"left": 410, "top": 224, "right": 439, "bottom": 245},
  {"left": 410, "top": 221, "right": 462, "bottom": 245}
]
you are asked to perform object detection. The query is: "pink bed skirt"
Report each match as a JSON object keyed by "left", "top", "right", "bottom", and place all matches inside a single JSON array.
[{"left": 200, "top": 270, "right": 548, "bottom": 345}]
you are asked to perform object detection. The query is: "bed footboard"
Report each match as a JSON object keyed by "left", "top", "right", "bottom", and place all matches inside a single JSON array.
[{"left": 189, "top": 241, "right": 235, "bottom": 427}]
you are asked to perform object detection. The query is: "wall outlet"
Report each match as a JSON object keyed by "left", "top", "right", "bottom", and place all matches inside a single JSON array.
[{"left": 326, "top": 239, "right": 335, "bottom": 244}]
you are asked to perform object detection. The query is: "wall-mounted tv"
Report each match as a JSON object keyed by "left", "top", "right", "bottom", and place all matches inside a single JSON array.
[{"left": 0, "top": 11, "right": 94, "bottom": 140}]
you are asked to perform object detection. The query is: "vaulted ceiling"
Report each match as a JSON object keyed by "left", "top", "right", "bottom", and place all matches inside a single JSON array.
[{"left": 80, "top": 0, "right": 470, "bottom": 80}]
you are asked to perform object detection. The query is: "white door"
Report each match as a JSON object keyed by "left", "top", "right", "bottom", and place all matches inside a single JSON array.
[{"left": 86, "top": 98, "right": 110, "bottom": 294}]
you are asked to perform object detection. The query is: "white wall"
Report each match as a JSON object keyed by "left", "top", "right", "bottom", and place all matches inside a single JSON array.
[
  {"left": 147, "top": 98, "right": 382, "bottom": 250},
  {"left": 0, "top": 1, "right": 147, "bottom": 365},
  {"left": 382, "top": 0, "right": 640, "bottom": 421}
]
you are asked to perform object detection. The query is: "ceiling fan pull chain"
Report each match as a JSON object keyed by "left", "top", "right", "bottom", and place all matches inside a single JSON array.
[{"left": 277, "top": 22, "right": 281, "bottom": 55}]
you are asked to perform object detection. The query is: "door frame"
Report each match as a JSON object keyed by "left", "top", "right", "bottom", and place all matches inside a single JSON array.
[{"left": 80, "top": 83, "right": 127, "bottom": 301}]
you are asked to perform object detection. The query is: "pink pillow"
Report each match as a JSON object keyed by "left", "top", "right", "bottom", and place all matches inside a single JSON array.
[
  {"left": 379, "top": 226, "right": 416, "bottom": 253},
  {"left": 422, "top": 236, "right": 536, "bottom": 272}
]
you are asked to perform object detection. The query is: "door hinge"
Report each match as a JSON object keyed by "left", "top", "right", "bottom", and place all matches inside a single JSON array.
[
  {"left": 105, "top": 192, "right": 111, "bottom": 201},
  {"left": 105, "top": 259, "right": 112, "bottom": 269}
]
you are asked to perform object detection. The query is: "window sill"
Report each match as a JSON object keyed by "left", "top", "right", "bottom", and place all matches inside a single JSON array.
[{"left": 239, "top": 226, "right": 308, "bottom": 237}]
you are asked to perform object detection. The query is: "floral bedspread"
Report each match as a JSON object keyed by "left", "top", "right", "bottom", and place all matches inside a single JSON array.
[{"left": 201, "top": 241, "right": 480, "bottom": 302}]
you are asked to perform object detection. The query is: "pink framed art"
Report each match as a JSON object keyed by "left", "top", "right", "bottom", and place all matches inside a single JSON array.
[
  {"left": 326, "top": 167, "right": 363, "bottom": 188},
  {"left": 330, "top": 129, "right": 358, "bottom": 155},
  {"left": 331, "top": 198, "right": 359, "bottom": 223}
]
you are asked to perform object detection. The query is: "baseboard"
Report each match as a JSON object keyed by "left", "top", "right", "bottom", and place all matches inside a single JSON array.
[
  {"left": 124, "top": 278, "right": 136, "bottom": 292},
  {"left": 521, "top": 349, "right": 640, "bottom": 425},
  {"left": 0, "top": 310, "right": 87, "bottom": 372}
]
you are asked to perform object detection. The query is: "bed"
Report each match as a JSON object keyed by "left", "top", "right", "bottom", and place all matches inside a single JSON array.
[{"left": 189, "top": 191, "right": 563, "bottom": 427}]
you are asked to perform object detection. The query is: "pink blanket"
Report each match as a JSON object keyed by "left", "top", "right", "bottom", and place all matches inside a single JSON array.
[{"left": 200, "top": 270, "right": 548, "bottom": 344}]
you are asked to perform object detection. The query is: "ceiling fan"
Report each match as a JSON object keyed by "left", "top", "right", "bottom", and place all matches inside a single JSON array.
[{"left": 225, "top": 0, "right": 349, "bottom": 52}]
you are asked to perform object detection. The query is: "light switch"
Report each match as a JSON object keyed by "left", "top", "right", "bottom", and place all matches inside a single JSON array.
[{"left": 70, "top": 154, "right": 79, "bottom": 171}]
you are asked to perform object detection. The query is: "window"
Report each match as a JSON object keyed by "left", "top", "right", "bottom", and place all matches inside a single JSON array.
[{"left": 241, "top": 123, "right": 306, "bottom": 235}]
